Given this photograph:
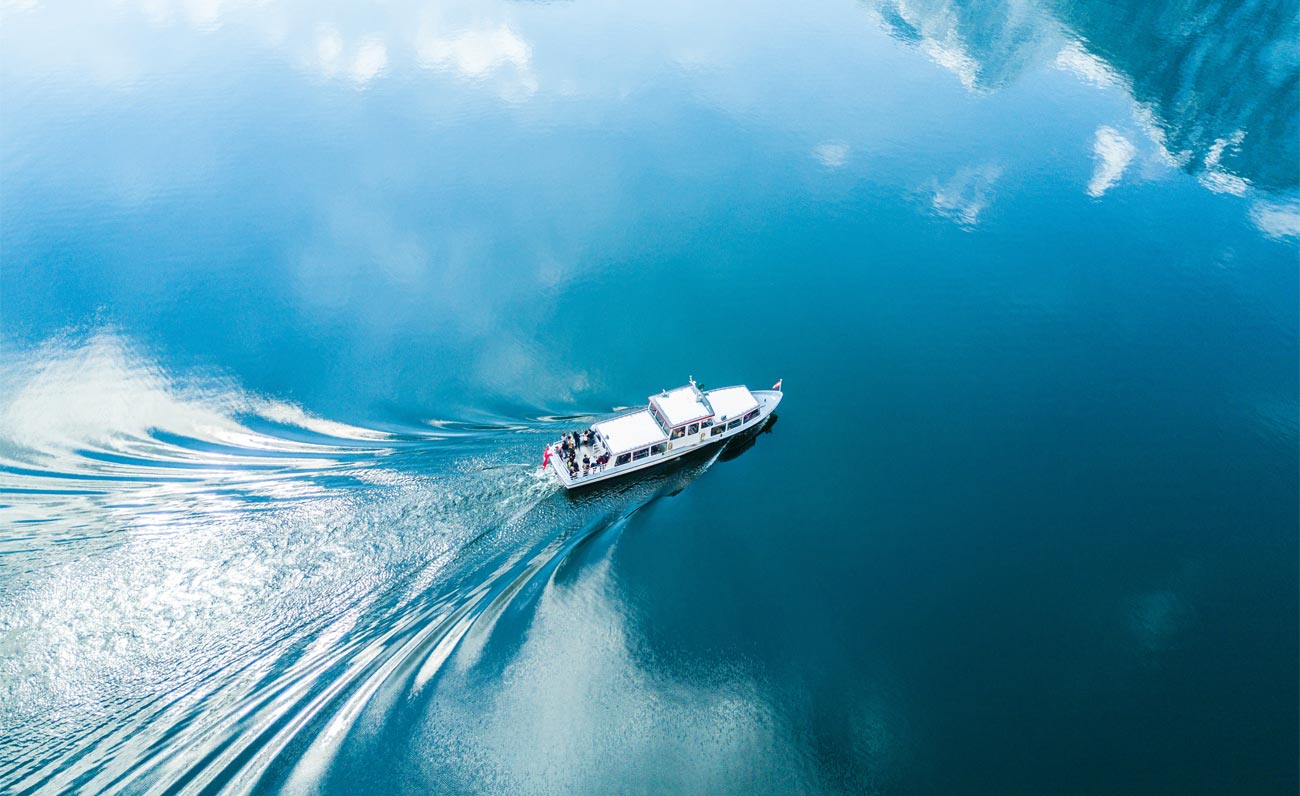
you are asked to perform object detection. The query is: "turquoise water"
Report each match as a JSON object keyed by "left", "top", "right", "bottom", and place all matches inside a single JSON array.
[{"left": 2, "top": 0, "right": 1297, "bottom": 793}]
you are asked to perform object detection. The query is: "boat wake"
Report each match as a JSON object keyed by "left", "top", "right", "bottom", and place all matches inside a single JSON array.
[{"left": 0, "top": 331, "right": 760, "bottom": 795}]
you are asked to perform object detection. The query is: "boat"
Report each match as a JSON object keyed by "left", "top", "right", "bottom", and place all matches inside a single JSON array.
[{"left": 544, "top": 377, "right": 783, "bottom": 489}]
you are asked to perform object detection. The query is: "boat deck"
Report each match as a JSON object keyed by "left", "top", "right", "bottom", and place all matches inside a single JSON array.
[{"left": 552, "top": 435, "right": 612, "bottom": 481}]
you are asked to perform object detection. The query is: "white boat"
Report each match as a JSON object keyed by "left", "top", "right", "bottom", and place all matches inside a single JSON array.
[{"left": 544, "top": 378, "right": 783, "bottom": 489}]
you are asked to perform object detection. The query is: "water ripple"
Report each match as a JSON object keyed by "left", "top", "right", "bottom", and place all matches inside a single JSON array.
[{"left": 0, "top": 331, "right": 762, "bottom": 795}]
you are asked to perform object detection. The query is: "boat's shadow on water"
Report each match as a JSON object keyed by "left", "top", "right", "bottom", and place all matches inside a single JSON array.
[
  {"left": 717, "top": 411, "right": 779, "bottom": 462},
  {"left": 561, "top": 412, "right": 780, "bottom": 504}
]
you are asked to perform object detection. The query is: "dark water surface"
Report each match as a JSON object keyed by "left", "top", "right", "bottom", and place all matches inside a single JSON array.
[{"left": 2, "top": 1, "right": 1297, "bottom": 794}]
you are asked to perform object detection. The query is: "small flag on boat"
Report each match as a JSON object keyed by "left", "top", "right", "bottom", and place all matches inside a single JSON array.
[{"left": 773, "top": 378, "right": 783, "bottom": 391}]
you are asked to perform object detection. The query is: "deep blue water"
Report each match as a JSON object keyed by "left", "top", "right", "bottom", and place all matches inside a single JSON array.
[{"left": 1, "top": 1, "right": 1297, "bottom": 794}]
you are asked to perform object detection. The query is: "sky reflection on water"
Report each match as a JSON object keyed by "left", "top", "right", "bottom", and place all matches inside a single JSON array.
[{"left": 1, "top": 0, "right": 1297, "bottom": 794}]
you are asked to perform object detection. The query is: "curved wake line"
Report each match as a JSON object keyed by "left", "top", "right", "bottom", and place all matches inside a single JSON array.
[
  {"left": 154, "top": 478, "right": 701, "bottom": 796},
  {"left": 3, "top": 457, "right": 713, "bottom": 796},
  {"left": 0, "top": 330, "right": 569, "bottom": 570},
  {"left": 0, "top": 328, "right": 755, "bottom": 796}
]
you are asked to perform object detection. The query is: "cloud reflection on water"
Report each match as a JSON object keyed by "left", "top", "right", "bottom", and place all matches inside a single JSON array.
[
  {"left": 1086, "top": 126, "right": 1135, "bottom": 198},
  {"left": 5, "top": 0, "right": 1295, "bottom": 217},
  {"left": 931, "top": 163, "right": 1002, "bottom": 228},
  {"left": 416, "top": 558, "right": 806, "bottom": 795},
  {"left": 0, "top": 1, "right": 1295, "bottom": 791}
]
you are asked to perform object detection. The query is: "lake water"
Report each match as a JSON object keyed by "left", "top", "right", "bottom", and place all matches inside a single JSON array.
[{"left": 1, "top": 1, "right": 1297, "bottom": 794}]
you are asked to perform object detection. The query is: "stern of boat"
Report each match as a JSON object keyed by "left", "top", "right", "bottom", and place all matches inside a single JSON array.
[{"left": 547, "top": 450, "right": 574, "bottom": 489}]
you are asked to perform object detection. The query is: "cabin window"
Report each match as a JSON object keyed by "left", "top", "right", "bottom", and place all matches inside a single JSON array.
[
  {"left": 616, "top": 453, "right": 631, "bottom": 466},
  {"left": 727, "top": 418, "right": 741, "bottom": 430},
  {"left": 744, "top": 409, "right": 759, "bottom": 423},
  {"left": 633, "top": 448, "right": 650, "bottom": 461},
  {"left": 687, "top": 422, "right": 700, "bottom": 435},
  {"left": 711, "top": 425, "right": 725, "bottom": 436},
  {"left": 651, "top": 443, "right": 667, "bottom": 455},
  {"left": 670, "top": 426, "right": 685, "bottom": 439}
]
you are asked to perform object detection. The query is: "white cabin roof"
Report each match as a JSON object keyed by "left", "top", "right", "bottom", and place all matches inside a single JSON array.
[
  {"left": 704, "top": 386, "right": 758, "bottom": 421},
  {"left": 649, "top": 385, "right": 712, "bottom": 427},
  {"left": 594, "top": 410, "right": 667, "bottom": 454}
]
